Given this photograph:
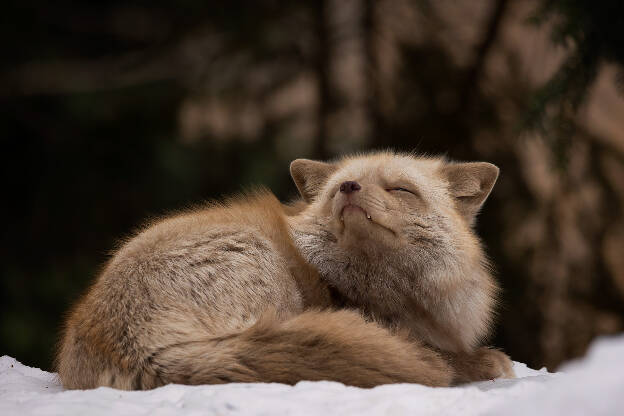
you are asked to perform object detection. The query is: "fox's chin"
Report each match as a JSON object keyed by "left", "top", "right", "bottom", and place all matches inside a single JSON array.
[
  {"left": 338, "top": 208, "right": 373, "bottom": 231},
  {"left": 335, "top": 211, "right": 398, "bottom": 249},
  {"left": 339, "top": 203, "right": 370, "bottom": 219}
]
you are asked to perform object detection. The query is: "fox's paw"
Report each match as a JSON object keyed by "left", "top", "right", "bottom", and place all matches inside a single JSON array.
[
  {"left": 447, "top": 347, "right": 515, "bottom": 384},
  {"left": 473, "top": 347, "right": 515, "bottom": 380}
]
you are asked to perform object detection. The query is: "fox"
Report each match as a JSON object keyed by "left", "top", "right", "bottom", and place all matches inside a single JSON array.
[{"left": 56, "top": 151, "right": 514, "bottom": 390}]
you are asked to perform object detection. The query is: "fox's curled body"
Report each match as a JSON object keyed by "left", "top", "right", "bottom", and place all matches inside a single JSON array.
[{"left": 57, "top": 152, "right": 514, "bottom": 390}]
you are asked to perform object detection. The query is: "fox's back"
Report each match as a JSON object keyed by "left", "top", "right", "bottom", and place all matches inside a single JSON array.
[{"left": 57, "top": 192, "right": 316, "bottom": 389}]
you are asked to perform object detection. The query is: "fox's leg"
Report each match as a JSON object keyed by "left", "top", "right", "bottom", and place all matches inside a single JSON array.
[{"left": 441, "top": 347, "right": 515, "bottom": 384}]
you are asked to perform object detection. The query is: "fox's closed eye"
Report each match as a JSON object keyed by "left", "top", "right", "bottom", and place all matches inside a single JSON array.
[{"left": 387, "top": 187, "right": 415, "bottom": 194}]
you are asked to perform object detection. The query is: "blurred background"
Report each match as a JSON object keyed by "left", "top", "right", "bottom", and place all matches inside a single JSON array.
[{"left": 2, "top": 0, "right": 623, "bottom": 373}]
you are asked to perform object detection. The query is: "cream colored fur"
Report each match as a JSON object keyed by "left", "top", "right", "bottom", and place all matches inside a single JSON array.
[
  {"left": 57, "top": 151, "right": 513, "bottom": 390},
  {"left": 289, "top": 152, "right": 498, "bottom": 352}
]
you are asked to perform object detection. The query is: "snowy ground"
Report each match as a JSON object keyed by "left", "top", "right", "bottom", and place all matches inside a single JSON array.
[{"left": 2, "top": 335, "right": 623, "bottom": 416}]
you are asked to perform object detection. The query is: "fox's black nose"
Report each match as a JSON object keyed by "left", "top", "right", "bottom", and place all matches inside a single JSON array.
[{"left": 339, "top": 181, "right": 361, "bottom": 194}]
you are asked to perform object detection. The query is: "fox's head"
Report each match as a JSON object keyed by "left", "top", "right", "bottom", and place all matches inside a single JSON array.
[{"left": 288, "top": 151, "right": 499, "bottom": 352}]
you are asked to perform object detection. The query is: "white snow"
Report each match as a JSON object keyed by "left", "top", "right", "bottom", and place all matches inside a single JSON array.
[{"left": 2, "top": 334, "right": 623, "bottom": 416}]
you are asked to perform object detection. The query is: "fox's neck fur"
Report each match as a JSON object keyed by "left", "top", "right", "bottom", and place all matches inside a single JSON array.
[{"left": 287, "top": 152, "right": 499, "bottom": 353}]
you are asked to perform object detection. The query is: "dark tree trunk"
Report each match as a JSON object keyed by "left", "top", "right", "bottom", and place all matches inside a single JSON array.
[
  {"left": 363, "top": 0, "right": 384, "bottom": 149},
  {"left": 313, "top": 0, "right": 332, "bottom": 160}
]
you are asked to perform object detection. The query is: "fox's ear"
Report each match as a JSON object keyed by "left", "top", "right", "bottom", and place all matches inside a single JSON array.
[
  {"left": 442, "top": 162, "right": 499, "bottom": 222},
  {"left": 290, "top": 159, "right": 337, "bottom": 202}
]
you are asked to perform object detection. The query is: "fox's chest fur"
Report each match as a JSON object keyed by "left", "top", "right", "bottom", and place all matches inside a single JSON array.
[{"left": 291, "top": 213, "right": 494, "bottom": 352}]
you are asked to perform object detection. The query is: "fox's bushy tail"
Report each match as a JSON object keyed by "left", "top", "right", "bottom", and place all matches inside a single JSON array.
[{"left": 139, "top": 309, "right": 452, "bottom": 389}]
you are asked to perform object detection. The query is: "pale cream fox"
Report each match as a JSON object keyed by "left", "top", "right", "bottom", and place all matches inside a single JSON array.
[{"left": 57, "top": 151, "right": 514, "bottom": 390}]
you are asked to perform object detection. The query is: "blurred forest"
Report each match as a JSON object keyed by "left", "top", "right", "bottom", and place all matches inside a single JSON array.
[{"left": 2, "top": 0, "right": 624, "bottom": 373}]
